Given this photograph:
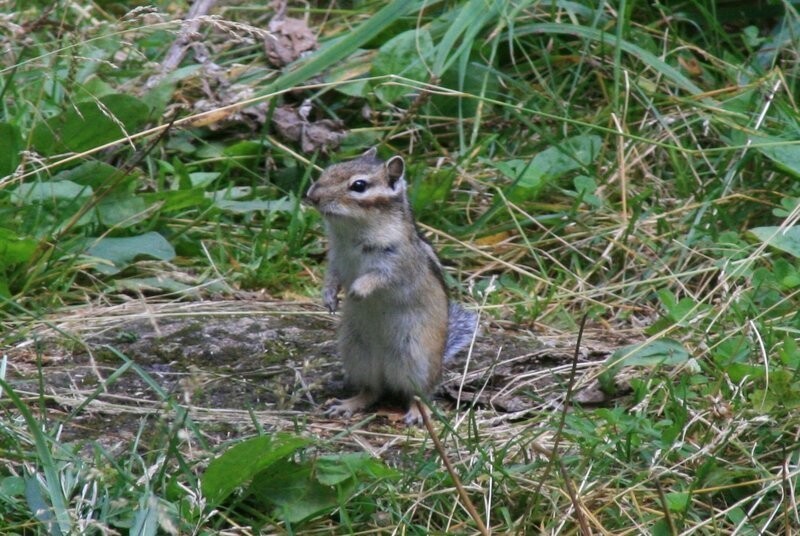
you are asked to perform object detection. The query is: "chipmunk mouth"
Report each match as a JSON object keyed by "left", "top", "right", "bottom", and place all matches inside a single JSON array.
[{"left": 312, "top": 203, "right": 348, "bottom": 218}]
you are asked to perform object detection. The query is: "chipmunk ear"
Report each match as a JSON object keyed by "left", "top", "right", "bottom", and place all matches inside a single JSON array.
[
  {"left": 361, "top": 147, "right": 378, "bottom": 160},
  {"left": 386, "top": 156, "right": 405, "bottom": 189}
]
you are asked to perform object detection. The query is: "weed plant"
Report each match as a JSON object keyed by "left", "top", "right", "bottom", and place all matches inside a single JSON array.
[{"left": 2, "top": 0, "right": 800, "bottom": 533}]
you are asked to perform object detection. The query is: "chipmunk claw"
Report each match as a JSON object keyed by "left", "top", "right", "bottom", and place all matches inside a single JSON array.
[
  {"left": 325, "top": 392, "right": 376, "bottom": 419},
  {"left": 324, "top": 401, "right": 353, "bottom": 418},
  {"left": 402, "top": 403, "right": 428, "bottom": 427}
]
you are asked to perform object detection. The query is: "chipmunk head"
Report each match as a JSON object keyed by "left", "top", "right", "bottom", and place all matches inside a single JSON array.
[{"left": 305, "top": 148, "right": 408, "bottom": 220}]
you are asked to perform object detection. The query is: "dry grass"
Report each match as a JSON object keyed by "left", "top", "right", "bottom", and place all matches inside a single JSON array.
[{"left": 3, "top": 0, "right": 800, "bottom": 533}]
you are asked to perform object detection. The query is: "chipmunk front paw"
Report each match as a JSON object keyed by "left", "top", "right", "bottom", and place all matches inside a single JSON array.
[
  {"left": 322, "top": 286, "right": 340, "bottom": 313},
  {"left": 349, "top": 274, "right": 381, "bottom": 299}
]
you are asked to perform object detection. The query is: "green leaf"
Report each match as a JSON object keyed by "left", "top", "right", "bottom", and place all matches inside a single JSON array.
[
  {"left": 11, "top": 180, "right": 93, "bottom": 203},
  {"left": 248, "top": 459, "right": 340, "bottom": 524},
  {"left": 665, "top": 491, "right": 690, "bottom": 512},
  {"left": 188, "top": 172, "right": 220, "bottom": 188},
  {"left": 751, "top": 136, "right": 800, "bottom": 178},
  {"left": 727, "top": 363, "right": 765, "bottom": 383},
  {"left": 130, "top": 493, "right": 161, "bottom": 536},
  {"left": 25, "top": 476, "right": 63, "bottom": 536},
  {"left": 55, "top": 161, "right": 122, "bottom": 188},
  {"left": 492, "top": 134, "right": 602, "bottom": 199},
  {"left": 31, "top": 94, "right": 150, "bottom": 155},
  {"left": 371, "top": 29, "right": 434, "bottom": 103},
  {"left": 315, "top": 453, "right": 398, "bottom": 486},
  {"left": 0, "top": 476, "right": 25, "bottom": 497},
  {"left": 612, "top": 339, "right": 691, "bottom": 367},
  {"left": 0, "top": 228, "right": 38, "bottom": 267},
  {"left": 749, "top": 226, "right": 800, "bottom": 258},
  {"left": 0, "top": 122, "right": 22, "bottom": 177},
  {"left": 201, "top": 434, "right": 310, "bottom": 504},
  {"left": 83, "top": 232, "right": 176, "bottom": 275},
  {"left": 96, "top": 195, "right": 150, "bottom": 228}
]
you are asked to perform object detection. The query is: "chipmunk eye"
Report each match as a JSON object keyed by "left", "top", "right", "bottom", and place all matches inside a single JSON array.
[{"left": 349, "top": 179, "right": 368, "bottom": 193}]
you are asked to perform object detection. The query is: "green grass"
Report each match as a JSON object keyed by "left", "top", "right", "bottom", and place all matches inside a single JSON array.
[{"left": 3, "top": 0, "right": 800, "bottom": 533}]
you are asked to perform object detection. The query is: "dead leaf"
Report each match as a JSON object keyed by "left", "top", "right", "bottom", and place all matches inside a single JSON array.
[
  {"left": 264, "top": 16, "right": 317, "bottom": 67},
  {"left": 301, "top": 118, "right": 346, "bottom": 153},
  {"left": 678, "top": 55, "right": 702, "bottom": 77},
  {"left": 272, "top": 105, "right": 304, "bottom": 141},
  {"left": 475, "top": 231, "right": 512, "bottom": 246},
  {"left": 271, "top": 105, "right": 347, "bottom": 154}
]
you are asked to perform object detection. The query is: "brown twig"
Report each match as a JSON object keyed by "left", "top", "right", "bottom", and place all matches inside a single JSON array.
[
  {"left": 417, "top": 398, "right": 490, "bottom": 536},
  {"left": 654, "top": 478, "right": 678, "bottom": 536},
  {"left": 147, "top": 0, "right": 218, "bottom": 88},
  {"left": 531, "top": 313, "right": 592, "bottom": 535}
]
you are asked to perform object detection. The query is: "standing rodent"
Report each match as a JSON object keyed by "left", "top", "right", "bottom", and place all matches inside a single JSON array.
[{"left": 304, "top": 148, "right": 477, "bottom": 425}]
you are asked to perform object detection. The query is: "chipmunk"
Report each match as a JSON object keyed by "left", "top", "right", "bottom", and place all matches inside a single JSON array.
[{"left": 304, "top": 148, "right": 478, "bottom": 425}]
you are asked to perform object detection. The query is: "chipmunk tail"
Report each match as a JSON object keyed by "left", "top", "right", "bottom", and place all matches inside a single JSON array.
[{"left": 444, "top": 302, "right": 479, "bottom": 362}]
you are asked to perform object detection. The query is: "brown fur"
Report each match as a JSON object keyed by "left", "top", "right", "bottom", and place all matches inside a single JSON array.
[{"left": 305, "top": 150, "right": 453, "bottom": 425}]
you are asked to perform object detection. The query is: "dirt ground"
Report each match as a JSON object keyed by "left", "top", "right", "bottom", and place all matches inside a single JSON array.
[{"left": 5, "top": 299, "right": 630, "bottom": 445}]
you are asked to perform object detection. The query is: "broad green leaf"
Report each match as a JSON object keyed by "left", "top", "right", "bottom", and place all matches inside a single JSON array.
[
  {"left": 0, "top": 123, "right": 22, "bottom": 177},
  {"left": 727, "top": 363, "right": 765, "bottom": 383},
  {"left": 665, "top": 491, "right": 690, "bottom": 512},
  {"left": 96, "top": 195, "right": 150, "bottom": 228},
  {"left": 612, "top": 339, "right": 691, "bottom": 367},
  {"left": 752, "top": 136, "right": 800, "bottom": 178},
  {"left": 248, "top": 459, "right": 340, "bottom": 524},
  {"left": 0, "top": 476, "right": 25, "bottom": 497},
  {"left": 201, "top": 434, "right": 309, "bottom": 504},
  {"left": 130, "top": 493, "right": 159, "bottom": 536},
  {"left": 0, "top": 229, "right": 38, "bottom": 266},
  {"left": 372, "top": 29, "right": 435, "bottom": 103},
  {"left": 83, "top": 232, "right": 176, "bottom": 275},
  {"left": 31, "top": 94, "right": 150, "bottom": 155},
  {"left": 55, "top": 161, "right": 121, "bottom": 188},
  {"left": 750, "top": 226, "right": 800, "bottom": 258},
  {"left": 535, "top": 134, "right": 602, "bottom": 182},
  {"left": 315, "top": 453, "right": 398, "bottom": 486},
  {"left": 25, "top": 476, "right": 62, "bottom": 536},
  {"left": 11, "top": 180, "right": 93, "bottom": 203},
  {"left": 492, "top": 134, "right": 602, "bottom": 199}
]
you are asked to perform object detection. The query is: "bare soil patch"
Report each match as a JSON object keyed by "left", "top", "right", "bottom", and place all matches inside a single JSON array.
[{"left": 6, "top": 299, "right": 629, "bottom": 445}]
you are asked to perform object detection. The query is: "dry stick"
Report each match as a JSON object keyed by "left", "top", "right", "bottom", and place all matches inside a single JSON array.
[
  {"left": 654, "top": 478, "right": 677, "bottom": 536},
  {"left": 160, "top": 0, "right": 218, "bottom": 75},
  {"left": 530, "top": 314, "right": 591, "bottom": 535},
  {"left": 417, "top": 398, "right": 490, "bottom": 536}
]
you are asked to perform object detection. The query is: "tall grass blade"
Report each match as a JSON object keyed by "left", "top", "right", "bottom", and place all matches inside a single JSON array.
[
  {"left": 513, "top": 22, "right": 704, "bottom": 96},
  {"left": 0, "top": 377, "right": 72, "bottom": 534}
]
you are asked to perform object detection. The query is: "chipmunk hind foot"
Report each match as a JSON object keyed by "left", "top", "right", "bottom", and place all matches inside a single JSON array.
[{"left": 325, "top": 390, "right": 378, "bottom": 418}]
